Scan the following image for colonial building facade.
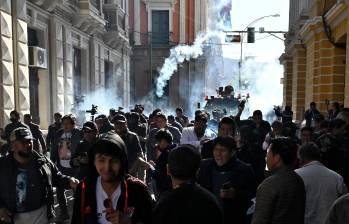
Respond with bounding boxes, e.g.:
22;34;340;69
129;0;209;111
281;0;349;121
0;0;131;128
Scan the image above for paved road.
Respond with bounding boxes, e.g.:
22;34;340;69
54;188;74;224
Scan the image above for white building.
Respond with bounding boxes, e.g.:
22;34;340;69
0;0;131;129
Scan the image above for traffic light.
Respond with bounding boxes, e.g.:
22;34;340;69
247;27;255;43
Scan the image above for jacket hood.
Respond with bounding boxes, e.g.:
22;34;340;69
87;131;129;180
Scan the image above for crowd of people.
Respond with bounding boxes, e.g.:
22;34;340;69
0;101;348;224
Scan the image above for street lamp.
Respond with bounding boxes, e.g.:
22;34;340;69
238;14;280;92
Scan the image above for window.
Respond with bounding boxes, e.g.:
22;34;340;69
151;10;169;45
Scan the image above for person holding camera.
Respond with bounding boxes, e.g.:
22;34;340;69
197;136;256;224
274;105;293;123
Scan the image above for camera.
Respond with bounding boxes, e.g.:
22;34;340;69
86;104;98;116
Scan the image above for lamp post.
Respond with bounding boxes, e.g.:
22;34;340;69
238;14;280;92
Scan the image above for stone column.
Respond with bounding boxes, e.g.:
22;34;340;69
133;0;141;45
305;29;346;112
180;0;186;43
317;42;345;111
291;44;306;121
12;0;30;117
63;26;74;114
279;53;293;108
50;18;65;114
344;14;349;107
90;37;99;91
0;1;15;127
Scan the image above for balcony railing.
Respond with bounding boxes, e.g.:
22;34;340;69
130;31;174;46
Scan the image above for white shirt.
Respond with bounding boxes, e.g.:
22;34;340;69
180;127;216;150
295;161;347;224
96;176;122;224
59;132;72;168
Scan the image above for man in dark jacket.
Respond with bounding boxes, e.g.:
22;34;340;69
146;113;181;161
127;112;147;152
23;114;47;154
198;136;256;224
274;105;293;123
139;129;176;199
175;107;189;127
51;114;83;221
250;110;271;147
252;137;305;224
168;115;183;132
71;121;99;180
0;127;78;223
153;145;223;224
304;102;321;127
46;112;62;155
95;114;115;134
1;110;29;154
71;132;153;224
113;114;144;178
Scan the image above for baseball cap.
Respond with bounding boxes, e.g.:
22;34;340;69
10;127;34;142
112;114;127;123
82;121;97;132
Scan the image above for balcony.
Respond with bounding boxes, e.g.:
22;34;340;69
72;0;106;35
29;0;61;11
102;2;129;49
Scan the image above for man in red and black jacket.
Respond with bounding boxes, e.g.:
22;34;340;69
71;132;153;224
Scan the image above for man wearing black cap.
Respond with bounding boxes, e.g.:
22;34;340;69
0;127;79;224
71;132;152;224
112;115;145;179
95;114;114;134
1;110;29;154
71;121;99;180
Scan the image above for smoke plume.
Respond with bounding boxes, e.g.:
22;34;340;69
155;32;218;97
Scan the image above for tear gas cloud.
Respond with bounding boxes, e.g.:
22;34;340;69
72;0;283;123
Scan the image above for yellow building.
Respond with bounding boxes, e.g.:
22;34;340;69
281;0;349;121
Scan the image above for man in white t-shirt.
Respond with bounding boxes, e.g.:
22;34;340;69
180;114;216;151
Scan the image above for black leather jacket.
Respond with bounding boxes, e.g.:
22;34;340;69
0;151;72;219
